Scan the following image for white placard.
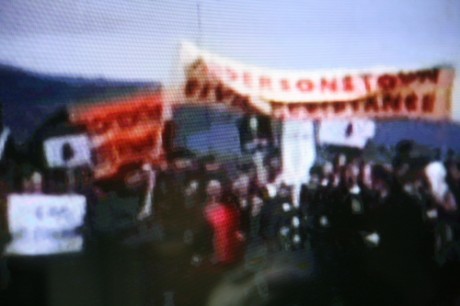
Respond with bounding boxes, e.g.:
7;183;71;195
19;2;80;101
43;134;92;168
5;194;86;256
319;119;376;149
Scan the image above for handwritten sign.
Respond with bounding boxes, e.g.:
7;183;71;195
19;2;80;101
5;194;86;256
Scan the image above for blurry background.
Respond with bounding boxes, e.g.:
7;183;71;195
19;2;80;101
1;1;460;306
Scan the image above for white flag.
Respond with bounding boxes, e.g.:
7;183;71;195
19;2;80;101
43;134;92;168
319;119;375;149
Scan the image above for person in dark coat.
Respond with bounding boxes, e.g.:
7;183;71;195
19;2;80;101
424;161;460;306
237;115;273;154
259;184;293;253
365;165;437;306
153;148;199;213
332;161;375;306
230;171;253;242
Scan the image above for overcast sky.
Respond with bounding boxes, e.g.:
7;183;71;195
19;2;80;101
1;0;459;119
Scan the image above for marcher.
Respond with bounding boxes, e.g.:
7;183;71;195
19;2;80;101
365;165;437;306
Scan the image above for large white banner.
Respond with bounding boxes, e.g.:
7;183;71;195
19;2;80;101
280;120;316;186
318;119;376;149
176;42;454;121
5;194;86;256
43;134;92;168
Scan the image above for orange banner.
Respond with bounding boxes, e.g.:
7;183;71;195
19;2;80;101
69;90;164;179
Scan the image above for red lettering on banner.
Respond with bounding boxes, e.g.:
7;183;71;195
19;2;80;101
364;97;379;112
404;93;418;111
418;69;439;84
185;79;200;97
288;104;297;113
260;76;272;90
243;72;253;88
398;72;418;86
306;104;318;113
361;74;373;92
377;74;398;91
320;103;329;112
320;78;338;92
280;79;290;91
332;102;346;113
232;93;250;112
227;68;238;81
226;89;236;102
214;83;224;101
231;95;242;109
200;82;211;99
382;94;402;112
422;93;435;112
215;82;233;102
239;96;251;112
349;100;360;112
343;76;354;92
297;79;314;92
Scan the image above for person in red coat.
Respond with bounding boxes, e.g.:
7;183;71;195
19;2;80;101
203;179;244;266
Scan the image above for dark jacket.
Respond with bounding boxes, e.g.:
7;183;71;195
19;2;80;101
237;115;273;153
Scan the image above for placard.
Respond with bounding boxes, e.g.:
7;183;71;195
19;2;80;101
5;194;86;256
318;119;376;148
43;134;92;168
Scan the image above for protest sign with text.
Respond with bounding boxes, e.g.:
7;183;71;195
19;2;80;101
5;194;86;256
177;42;454;121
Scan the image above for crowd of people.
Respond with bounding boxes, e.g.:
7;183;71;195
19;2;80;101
103;143;459;306
1;125;460;305
135;144;460;306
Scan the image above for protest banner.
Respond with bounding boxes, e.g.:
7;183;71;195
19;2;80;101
177;42;454;121
69;90;164;179
5;194;86;256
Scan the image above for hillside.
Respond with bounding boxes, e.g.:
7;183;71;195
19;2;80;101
0;64;160;144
